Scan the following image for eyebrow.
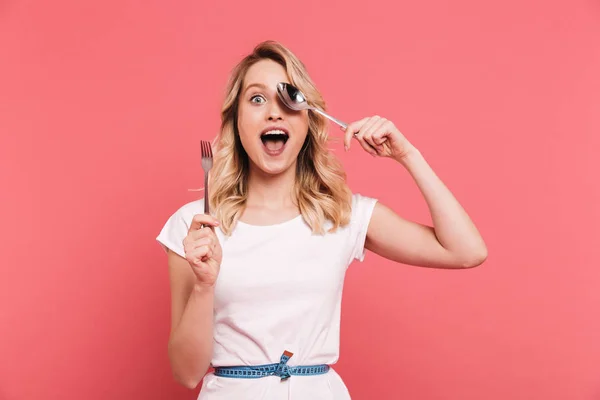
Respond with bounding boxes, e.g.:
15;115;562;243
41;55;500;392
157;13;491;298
243;82;268;93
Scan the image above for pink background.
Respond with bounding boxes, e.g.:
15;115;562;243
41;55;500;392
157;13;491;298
1;0;599;399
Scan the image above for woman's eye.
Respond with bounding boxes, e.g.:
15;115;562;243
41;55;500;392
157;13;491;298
250;95;266;104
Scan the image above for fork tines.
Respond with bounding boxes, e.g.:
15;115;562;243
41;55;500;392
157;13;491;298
201;140;213;160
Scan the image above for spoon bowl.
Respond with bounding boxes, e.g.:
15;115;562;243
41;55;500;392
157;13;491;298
276;82;348;129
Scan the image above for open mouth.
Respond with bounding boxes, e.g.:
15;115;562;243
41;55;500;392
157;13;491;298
260;129;289;154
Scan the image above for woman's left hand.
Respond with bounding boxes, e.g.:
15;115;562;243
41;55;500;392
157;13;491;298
343;116;417;162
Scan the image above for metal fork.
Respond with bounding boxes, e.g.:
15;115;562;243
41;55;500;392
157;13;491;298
200;140;213;216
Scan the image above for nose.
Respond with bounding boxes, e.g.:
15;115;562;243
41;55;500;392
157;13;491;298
267;98;284;121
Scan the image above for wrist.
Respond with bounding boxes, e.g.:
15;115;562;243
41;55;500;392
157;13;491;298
193;282;216;295
395;146;422;167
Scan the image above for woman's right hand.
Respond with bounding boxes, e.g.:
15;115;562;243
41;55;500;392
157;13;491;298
183;214;222;288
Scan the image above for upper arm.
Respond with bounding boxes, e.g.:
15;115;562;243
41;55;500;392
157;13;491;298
365;201;460;269
155;203;198;338
167;249;196;339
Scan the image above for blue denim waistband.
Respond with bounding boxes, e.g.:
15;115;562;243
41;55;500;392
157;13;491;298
213;351;330;381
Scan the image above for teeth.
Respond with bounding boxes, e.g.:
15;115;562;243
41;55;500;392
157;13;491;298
263;129;287;136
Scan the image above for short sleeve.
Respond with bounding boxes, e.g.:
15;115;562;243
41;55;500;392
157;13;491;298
350;193;378;262
156;200;203;259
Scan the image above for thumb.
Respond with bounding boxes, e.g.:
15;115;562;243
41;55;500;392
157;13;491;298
189;214;220;233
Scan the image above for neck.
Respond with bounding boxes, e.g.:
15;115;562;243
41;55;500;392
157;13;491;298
246;163;297;209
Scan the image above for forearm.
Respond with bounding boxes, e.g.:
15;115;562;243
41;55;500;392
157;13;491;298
398;148;487;264
168;284;215;388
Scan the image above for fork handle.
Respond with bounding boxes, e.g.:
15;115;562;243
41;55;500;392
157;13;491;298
204;171;210;215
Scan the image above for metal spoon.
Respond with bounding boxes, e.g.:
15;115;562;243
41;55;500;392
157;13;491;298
276;82;348;130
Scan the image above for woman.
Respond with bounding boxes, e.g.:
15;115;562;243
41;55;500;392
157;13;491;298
156;40;487;399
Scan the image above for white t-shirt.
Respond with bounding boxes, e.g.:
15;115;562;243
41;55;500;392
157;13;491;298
156;193;377;400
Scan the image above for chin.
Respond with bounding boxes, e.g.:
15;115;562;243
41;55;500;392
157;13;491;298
254;157;296;176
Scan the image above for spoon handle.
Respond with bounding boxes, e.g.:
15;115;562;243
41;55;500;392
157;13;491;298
312;108;347;130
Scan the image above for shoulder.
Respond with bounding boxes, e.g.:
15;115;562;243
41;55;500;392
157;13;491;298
350;193;378;222
156;198;206;258
344;193;378;262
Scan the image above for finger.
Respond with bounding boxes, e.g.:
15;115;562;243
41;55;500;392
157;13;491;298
372;120;393;148
183;227;214;252
188;245;212;264
189;214;220;233
364;118;389;152
188;226;217;241
193;254;212;269
357;116;382;148
201;248;213;262
354;117;380;156
354;134;378;156
192;236;214;250
343;117;369;150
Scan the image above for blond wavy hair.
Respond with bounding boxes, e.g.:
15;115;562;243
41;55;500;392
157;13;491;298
209;40;352;235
